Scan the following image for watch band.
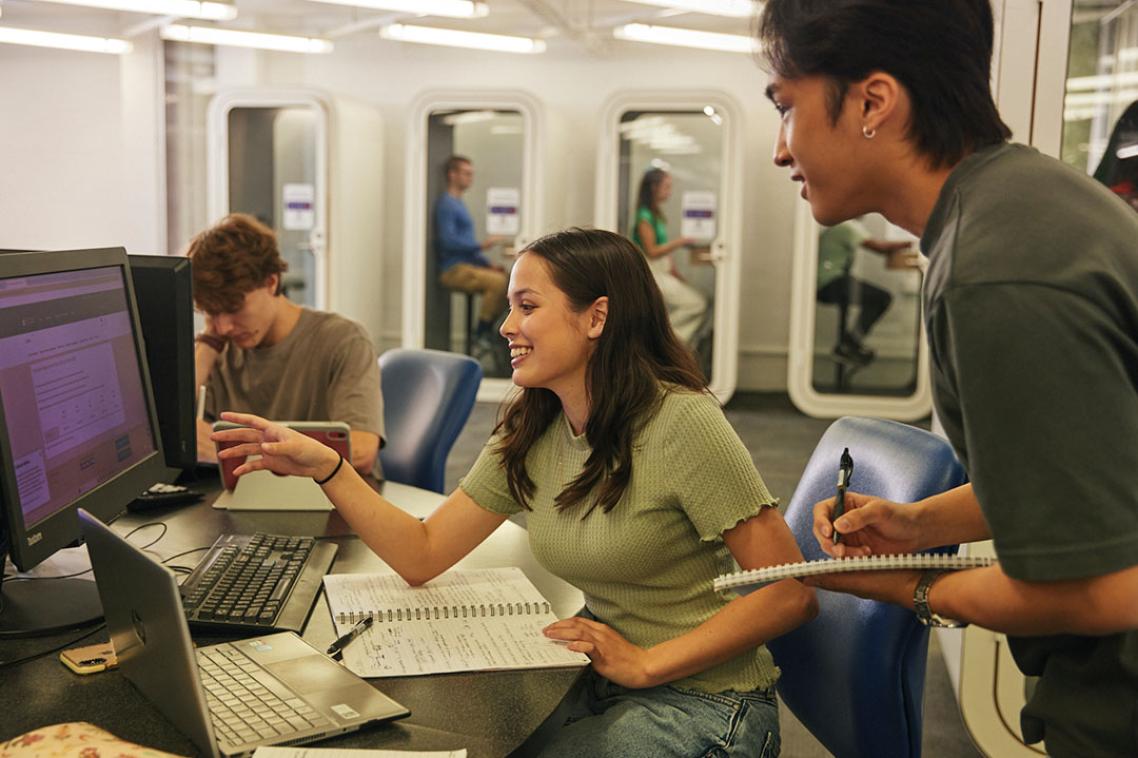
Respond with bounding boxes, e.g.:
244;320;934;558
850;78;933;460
913;569;968;628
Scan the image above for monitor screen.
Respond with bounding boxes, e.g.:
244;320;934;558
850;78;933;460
0;249;166;573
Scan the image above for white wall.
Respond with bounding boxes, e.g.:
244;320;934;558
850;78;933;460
0;33;165;254
253;38;799;391
0;35;798;391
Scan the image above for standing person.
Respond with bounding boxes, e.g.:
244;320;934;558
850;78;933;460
434;155;509;364
758;1;1138;755
215;228;817;757
817;218;912;365
189;213;382;476
630;167;708;347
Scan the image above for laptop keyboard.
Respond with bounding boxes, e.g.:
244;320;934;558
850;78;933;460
181;533;337;634
198;644;332;746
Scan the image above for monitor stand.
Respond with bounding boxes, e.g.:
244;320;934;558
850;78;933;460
0;572;103;638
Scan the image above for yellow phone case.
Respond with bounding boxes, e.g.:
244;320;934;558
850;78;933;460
59;642;117;675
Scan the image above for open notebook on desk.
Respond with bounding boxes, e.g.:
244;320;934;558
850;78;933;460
323;567;590;678
715;554;997;593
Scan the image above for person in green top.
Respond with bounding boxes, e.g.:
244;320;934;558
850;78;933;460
213;227;817;757
816;218;913;365
630;167;708;346
759;1;1138;755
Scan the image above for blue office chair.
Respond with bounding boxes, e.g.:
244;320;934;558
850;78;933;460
767;416;967;758
378;348;482;494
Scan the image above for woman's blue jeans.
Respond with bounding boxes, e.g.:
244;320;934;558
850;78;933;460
516;667;781;758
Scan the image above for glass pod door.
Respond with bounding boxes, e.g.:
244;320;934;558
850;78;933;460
595;93;744;402
208;92;328;309
403;92;542;401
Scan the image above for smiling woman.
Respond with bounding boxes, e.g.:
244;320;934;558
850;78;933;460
211;226;818;758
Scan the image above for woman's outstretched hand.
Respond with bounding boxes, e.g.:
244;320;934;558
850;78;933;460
211;411;341;481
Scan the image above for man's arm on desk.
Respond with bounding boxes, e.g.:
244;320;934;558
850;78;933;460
350;430;380;474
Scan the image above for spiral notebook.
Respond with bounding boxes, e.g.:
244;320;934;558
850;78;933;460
714;554;997;593
322;567;590;678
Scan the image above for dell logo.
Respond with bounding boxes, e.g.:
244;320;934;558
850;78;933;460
131;609;148;645
27;532;42;546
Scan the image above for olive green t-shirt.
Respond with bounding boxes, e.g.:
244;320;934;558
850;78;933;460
817;219;868;289
922;142;1138;756
460;389;781;694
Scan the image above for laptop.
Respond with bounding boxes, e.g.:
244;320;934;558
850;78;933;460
78;509;409;757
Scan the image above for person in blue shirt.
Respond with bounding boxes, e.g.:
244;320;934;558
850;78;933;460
434;155;508;362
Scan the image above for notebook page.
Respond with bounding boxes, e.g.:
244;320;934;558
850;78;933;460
338;611;590;677
324;567;590;677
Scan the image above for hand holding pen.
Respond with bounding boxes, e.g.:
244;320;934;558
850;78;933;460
327;615;373;660
832;448;854;545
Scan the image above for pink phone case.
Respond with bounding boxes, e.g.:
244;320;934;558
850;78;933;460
215;422;351;490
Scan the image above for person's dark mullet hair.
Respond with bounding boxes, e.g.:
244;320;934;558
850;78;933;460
758;0;1011;169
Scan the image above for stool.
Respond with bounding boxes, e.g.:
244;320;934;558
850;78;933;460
833;299;852;392
458;291;477;356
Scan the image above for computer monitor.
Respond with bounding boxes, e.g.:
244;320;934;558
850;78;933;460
0;247;168;636
130;254;197;471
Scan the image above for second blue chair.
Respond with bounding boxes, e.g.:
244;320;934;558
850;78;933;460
378;348;482;494
767;416;967;758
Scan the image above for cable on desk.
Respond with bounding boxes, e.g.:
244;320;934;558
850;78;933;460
0;623;106;671
162;546;212;578
1;522;171;584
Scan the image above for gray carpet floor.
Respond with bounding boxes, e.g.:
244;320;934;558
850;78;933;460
444;392;982;758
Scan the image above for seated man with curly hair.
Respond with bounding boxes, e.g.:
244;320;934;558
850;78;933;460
188;213;382;475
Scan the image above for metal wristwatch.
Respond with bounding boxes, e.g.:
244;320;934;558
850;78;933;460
913;569;968;628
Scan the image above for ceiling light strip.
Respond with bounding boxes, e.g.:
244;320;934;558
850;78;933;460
613;23;757;54
306;0;487;19
31;0;237;21
0;25;132;54
621;0;758;20
160;24;333;53
380;23;545;54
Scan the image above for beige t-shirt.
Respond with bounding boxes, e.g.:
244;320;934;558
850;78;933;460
205;308;383;443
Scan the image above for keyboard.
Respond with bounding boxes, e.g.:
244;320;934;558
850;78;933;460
181;533;337;634
198;644;332;747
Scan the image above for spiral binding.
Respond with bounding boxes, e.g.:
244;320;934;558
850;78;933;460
713;553;997;593
337;600;553;625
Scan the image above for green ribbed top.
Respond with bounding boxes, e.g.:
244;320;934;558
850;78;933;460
460;388;781;693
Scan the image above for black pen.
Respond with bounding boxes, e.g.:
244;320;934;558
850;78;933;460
833;448;854;545
326;615;373;659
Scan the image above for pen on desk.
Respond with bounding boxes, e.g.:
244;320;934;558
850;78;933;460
832;447;854;545
195;385;207;423
326;615;373;659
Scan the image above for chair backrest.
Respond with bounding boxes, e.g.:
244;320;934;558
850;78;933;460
378;348;482;493
767;416;967;758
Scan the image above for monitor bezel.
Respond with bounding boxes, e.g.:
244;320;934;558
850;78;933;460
0;247;168;571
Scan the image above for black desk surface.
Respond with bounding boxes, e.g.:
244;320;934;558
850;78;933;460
1;475;585;757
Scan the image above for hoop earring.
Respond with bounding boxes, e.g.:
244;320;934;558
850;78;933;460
862;125;877;140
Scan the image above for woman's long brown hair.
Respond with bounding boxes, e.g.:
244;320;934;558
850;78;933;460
493;227;705;515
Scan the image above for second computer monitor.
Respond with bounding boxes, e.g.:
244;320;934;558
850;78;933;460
129;254;197;470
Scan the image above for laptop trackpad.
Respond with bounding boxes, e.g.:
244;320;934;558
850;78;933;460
268;655;369;692
266;656;405;720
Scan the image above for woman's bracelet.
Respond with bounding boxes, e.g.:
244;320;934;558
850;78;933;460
314;453;344;485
